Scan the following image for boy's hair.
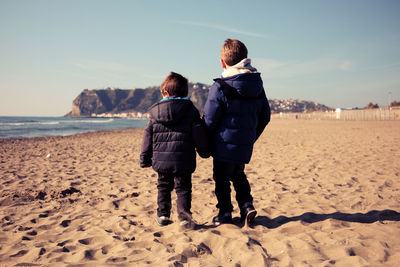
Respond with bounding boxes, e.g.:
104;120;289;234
221;39;248;66
160;72;188;97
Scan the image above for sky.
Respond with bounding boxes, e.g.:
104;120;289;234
1;0;399;116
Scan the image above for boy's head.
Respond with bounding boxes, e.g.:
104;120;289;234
220;39;248;67
160;72;188;98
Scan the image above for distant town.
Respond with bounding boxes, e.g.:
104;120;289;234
90;98;332;118
92;111;149;118
89;99;400;119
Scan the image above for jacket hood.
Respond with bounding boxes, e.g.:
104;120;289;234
221;58;257;78
149;99;193;125
221;72;264;98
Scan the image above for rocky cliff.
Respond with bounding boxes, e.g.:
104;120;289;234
65;83;210;117
66;83;333;117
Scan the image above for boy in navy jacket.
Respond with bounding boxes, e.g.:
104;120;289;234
140;72;209;228
203;39;270;225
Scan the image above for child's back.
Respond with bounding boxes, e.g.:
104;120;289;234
204;72;268;164
141;96;206;174
203;39;270;226
140;72;209;228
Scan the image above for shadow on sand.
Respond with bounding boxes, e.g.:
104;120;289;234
254;209;400;229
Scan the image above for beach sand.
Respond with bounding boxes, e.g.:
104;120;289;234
0;119;399;266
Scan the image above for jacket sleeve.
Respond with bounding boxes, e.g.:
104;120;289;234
192;110;210;159
255;92;271;140
203;82;224;132
140;120;153;167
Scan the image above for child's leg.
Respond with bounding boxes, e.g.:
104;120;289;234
157;173;174;217
231;164;256;224
231;164;253;209
213;159;235;214
174;173;192;220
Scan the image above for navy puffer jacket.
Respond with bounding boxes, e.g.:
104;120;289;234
203;72;270;164
140;98;209;174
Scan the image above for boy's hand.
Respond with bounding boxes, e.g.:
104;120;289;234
140;161;152;168
140;165;151;168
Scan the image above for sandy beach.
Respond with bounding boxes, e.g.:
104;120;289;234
0;119;399;266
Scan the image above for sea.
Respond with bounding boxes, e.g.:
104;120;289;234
0;116;148;139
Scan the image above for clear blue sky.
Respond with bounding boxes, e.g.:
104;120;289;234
1;0;399;116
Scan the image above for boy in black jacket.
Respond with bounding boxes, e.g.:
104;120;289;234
140;72;209;228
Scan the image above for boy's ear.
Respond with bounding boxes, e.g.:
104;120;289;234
161;90;170;98
221;58;227;69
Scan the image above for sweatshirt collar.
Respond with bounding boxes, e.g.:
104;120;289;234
221;58;258;78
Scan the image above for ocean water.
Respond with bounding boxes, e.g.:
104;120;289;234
0;116;148;139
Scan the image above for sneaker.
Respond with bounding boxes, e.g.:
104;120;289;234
155;216;170;226
240;203;257;225
179;219;195;230
178;211;196;230
212;212;233;225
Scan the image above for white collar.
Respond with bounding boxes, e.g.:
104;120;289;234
221;58;258;78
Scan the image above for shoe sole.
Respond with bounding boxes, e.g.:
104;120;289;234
246;209;257;225
155;217;169;226
180;220;196;230
154;217;163;226
212;218;233;226
212;218;222;226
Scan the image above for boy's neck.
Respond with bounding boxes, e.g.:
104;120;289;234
221;58;230;69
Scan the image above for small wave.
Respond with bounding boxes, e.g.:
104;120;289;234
83;118;114;124
65;119;114;124
0;121;60;126
38;121;60;125
0;116;146;139
0;122;26;126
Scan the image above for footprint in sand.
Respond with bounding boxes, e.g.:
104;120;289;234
78;238;92;245
10;250;28;257
60;220;71;227
153;232;162;237
18;226;32;231
193;243;212;256
112;200;120;209
168;254;187;264
106;257;127;263
211;230;221;235
27;230;37;236
101;245;110;255
57;240;71;247
39;247;46;256
84;249;96;260
347;248;356;256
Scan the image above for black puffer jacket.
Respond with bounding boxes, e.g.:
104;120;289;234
140;98;209;174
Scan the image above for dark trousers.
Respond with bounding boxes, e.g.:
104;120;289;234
157;172;192;220
213;159;253;214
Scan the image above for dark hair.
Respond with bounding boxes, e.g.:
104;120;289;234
221;38;248;66
160;72;188;97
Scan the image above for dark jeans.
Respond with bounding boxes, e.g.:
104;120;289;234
157;172;192;220
213;159;253;214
